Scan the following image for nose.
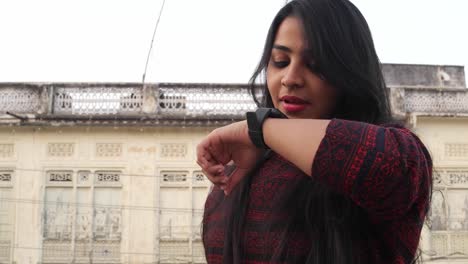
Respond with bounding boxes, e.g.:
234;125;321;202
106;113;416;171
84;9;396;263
281;63;305;89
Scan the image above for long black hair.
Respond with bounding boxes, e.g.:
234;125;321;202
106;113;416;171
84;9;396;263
250;0;392;124
203;0;428;263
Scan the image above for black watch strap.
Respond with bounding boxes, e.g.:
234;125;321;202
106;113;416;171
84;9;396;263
246;108;287;149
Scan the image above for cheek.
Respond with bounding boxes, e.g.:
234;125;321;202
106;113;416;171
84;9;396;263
266;87;278;108
266;68;280;96
266;82;279;108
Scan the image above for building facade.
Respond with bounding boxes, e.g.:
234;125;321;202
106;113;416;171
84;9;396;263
0;63;467;263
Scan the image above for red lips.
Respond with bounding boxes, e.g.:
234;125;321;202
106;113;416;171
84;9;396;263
280;95;308;104
279;95;309;113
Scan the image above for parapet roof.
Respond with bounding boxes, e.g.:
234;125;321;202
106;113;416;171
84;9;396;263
0;63;466;127
382;63;466;89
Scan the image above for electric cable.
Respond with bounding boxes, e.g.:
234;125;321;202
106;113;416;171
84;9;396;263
142;0;166;84
10;167;210;181
0;198;205;213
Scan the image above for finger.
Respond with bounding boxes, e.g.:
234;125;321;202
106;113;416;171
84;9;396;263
196;158;224;176
204;164;225;178
202;168;228;185
197;142;224;169
196;144;211;167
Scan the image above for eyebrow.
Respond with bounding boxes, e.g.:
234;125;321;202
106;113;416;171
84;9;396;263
272;44;291;52
272;44;313;56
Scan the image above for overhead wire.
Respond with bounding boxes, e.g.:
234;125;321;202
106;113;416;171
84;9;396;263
142;0;167;84
1;1;209;259
0;166;213;213
10;167;210;181
13;245;202;257
0;198;205;213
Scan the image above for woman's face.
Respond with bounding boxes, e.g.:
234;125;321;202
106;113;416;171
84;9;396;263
266;16;338;119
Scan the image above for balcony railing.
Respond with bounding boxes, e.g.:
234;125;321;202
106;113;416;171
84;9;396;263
0;83;258;120
402;88;468;114
0;81;467;126
53;87;144;115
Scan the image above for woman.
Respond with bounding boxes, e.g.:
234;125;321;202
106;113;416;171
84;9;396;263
197;0;432;263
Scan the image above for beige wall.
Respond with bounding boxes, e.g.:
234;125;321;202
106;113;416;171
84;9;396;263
414;117;468;263
0;125;213;263
1;117;468;263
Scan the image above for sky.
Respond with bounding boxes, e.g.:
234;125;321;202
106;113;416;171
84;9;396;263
0;0;467;84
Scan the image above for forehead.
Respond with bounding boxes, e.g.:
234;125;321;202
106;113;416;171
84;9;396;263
273;16;308;51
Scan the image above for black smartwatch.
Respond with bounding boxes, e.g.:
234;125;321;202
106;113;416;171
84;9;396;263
246;108;287;149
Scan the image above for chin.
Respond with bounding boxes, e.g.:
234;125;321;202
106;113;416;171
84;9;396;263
291;113;322;119
284;112;307;119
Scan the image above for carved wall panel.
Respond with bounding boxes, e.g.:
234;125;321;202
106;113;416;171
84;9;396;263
159;240;189;260
448;171;468;186
96;143;122;158
193;240;204;255
92;240;121;262
95;171;121;186
47;143;74;157
0;174;11;182
46;171;73;186
77;170;91;186
434;169;468;188
433;170;443;186
192;240;206;262
431;233;448;257
0;144;14;159
160;143;187;158
452;233;468;255
42;241;73;263
74;242;92;261
193;171;206;184
445;143;468;158
161;171;188;184
0;171;12;186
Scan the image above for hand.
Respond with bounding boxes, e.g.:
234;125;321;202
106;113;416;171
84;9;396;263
196;121;262;195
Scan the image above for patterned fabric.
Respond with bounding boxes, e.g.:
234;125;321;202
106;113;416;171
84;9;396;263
203;119;432;263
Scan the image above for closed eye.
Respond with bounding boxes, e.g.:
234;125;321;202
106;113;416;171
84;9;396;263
272;60;289;68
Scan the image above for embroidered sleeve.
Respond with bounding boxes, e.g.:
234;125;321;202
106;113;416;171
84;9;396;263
311;119;432;222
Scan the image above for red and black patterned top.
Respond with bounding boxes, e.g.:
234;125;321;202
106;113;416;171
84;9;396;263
203;119;432;263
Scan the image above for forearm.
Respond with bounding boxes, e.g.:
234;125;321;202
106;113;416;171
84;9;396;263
262;118;331;176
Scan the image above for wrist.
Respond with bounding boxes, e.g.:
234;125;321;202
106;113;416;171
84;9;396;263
262;118;274;149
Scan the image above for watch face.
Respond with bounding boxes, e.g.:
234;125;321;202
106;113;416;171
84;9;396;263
246;110;267;148
246;108;287;149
